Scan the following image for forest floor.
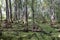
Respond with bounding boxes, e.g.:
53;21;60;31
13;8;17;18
0;21;60;40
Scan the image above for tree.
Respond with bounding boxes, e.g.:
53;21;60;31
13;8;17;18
14;0;18;21
31;0;35;27
0;7;2;22
50;0;56;25
17;0;21;20
9;0;12;22
22;0;28;31
5;0;9;21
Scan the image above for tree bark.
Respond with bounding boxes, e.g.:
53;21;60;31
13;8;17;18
50;0;56;25
23;0;28;31
32;0;35;25
14;0;18;21
9;0;12;22
5;0;9;21
0;7;2;22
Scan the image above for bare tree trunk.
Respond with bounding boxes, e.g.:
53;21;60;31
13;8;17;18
14;0;18;21
9;0;12;22
32;0;38;31
17;0;21;20
5;0;9;21
0;7;2;27
0;7;2;22
23;0;28;31
32;0;35;26
23;0;28;25
4;0;12;28
0;7;2;38
25;0;28;26
50;0;56;25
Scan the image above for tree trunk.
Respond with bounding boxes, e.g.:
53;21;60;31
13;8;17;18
17;0;21;20
0;7;2;27
0;7;2;22
5;0;12;28
32;0;38;31
14;0;18;21
32;0;34;26
50;0;56;25
5;0;9;21
23;0;28;25
23;0;28;31
9;0;12;22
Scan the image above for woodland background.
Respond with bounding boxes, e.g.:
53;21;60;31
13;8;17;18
0;0;60;40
